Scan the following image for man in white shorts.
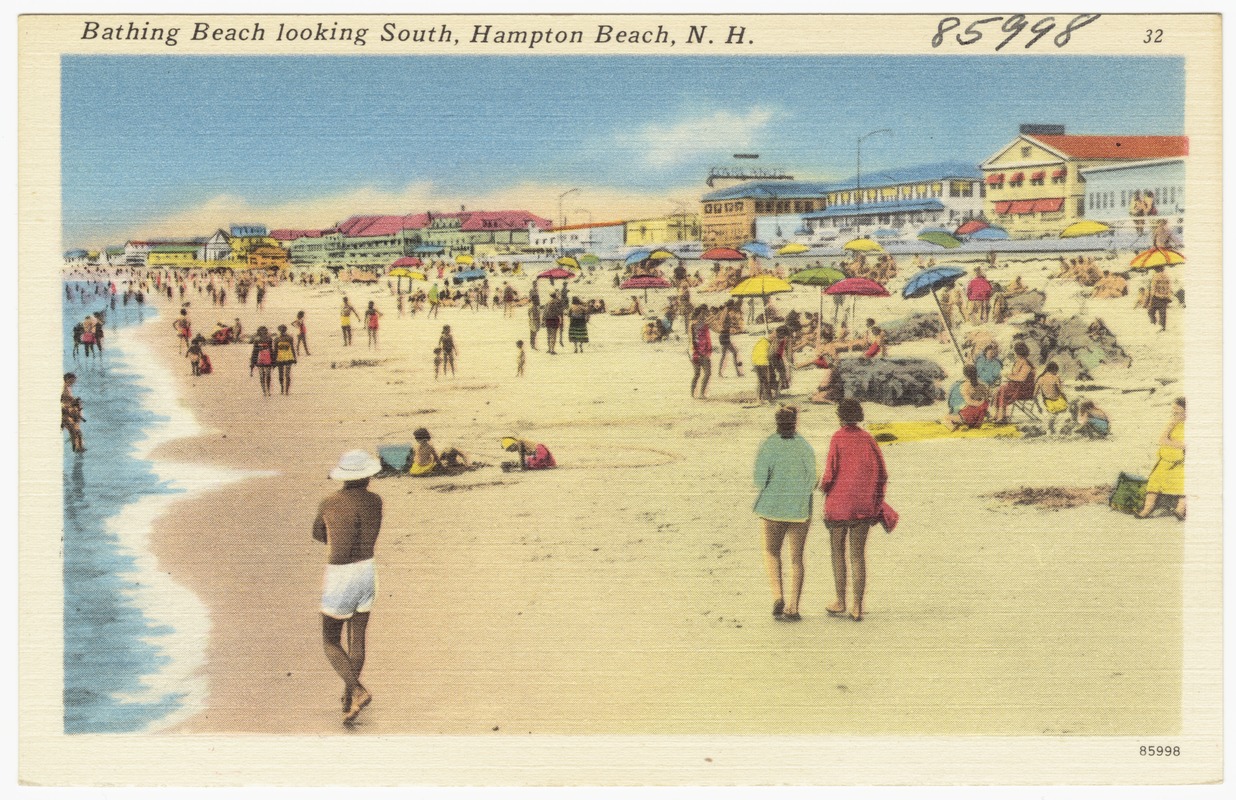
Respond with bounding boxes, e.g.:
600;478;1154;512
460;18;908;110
313;450;383;724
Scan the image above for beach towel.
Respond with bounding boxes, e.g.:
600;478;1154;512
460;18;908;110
867;421;1020;445
378;444;414;473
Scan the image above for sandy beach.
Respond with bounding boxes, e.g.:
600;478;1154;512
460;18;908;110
130;257;1183;737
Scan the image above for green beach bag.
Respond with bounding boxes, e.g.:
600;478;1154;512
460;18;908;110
1109;472;1148;515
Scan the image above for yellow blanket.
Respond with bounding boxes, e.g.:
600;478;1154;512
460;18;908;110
867;421;1021;445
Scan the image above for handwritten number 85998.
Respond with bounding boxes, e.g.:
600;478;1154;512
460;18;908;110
932;14;1101;50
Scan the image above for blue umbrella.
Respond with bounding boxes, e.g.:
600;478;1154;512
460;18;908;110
624;249;652;266
739;241;773;259
452;268;487;284
870;228;902;240
902;266;967;360
968;226;1009;241
902;267;966;299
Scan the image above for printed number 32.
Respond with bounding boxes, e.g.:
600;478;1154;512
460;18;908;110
1145;29;1164;43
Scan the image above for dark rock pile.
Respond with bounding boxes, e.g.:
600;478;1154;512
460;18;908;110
833;357;947;407
1005;289;1046;316
882;312;945;344
1011;316;1131;380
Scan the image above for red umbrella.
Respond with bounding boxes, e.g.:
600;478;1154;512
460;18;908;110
391;256;423;268
824;277;890;297
954;220;989;237
826;277;889;328
701;247;746;261
620;274;673;303
538;268;574;280
620;275;672;289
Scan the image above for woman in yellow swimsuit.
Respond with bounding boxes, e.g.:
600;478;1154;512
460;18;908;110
1137;397;1186;520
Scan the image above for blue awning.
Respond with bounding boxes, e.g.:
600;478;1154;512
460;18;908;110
412;245;445;254
803;199;945;220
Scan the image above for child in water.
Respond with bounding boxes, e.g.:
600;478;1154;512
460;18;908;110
433;347;442;380
516;340;526;377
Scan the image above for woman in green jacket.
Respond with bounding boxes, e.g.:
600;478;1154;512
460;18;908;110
753;405;818;621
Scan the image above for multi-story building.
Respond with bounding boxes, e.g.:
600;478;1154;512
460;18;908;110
700;181;831;249
1079;158;1186;228
199;229;233;262
105;246;126;268
124;239;205;268
624;213;701;248
146;243;200;269
528;220;626;257
801;163;984;238
981;125;1189;238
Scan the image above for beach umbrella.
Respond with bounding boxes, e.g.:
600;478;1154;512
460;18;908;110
826;277;890;332
556;256;581;269
968;226;1009;241
1129;247;1185;269
902;266;967;360
731;275;792;334
954;219;989;236
918;230;963;249
778;243;810;255
579;253;600;266
647;249;676;261
624;249;652;266
844;238;884;253
790;267;849;343
620;274;672;303
455;254;474;266
452;268;486;284
391;256;422;268
870;228;902;240
701;247;747;261
538;267;574;280
388;266;425;293
739;241;774;260
1060;220;1111;238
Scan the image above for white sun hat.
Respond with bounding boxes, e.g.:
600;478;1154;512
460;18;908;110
329;450;382;481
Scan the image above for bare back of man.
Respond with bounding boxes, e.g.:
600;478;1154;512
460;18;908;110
313;472;383;724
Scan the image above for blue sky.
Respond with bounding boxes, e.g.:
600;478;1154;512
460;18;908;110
61;55;1184;247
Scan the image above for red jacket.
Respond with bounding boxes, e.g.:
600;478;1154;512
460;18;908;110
820;425;888;522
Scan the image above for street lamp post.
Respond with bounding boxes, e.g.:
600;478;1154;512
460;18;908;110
855;128;892;237
557;188;580;257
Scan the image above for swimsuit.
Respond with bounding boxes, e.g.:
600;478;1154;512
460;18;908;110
320;559;376;620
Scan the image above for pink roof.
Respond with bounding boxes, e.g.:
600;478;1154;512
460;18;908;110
269;229;323;240
459;210;552;232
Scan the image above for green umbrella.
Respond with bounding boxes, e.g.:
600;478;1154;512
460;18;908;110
918;231;963;249
790;267;848;343
579;253;600;265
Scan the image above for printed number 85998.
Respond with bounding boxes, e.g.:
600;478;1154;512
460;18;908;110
1140;746;1181;756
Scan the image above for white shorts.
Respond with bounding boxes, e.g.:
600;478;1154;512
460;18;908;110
321;559;376;620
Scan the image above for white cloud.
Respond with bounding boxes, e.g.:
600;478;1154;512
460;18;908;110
614;107;778;167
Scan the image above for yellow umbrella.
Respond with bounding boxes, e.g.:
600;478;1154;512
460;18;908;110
1060;220;1111;238
647;249;676;261
730;275;793;334
455;254;474;265
556;256;580;269
778;243;809;255
1130;247;1186;269
844;238;884;253
389;268;426;280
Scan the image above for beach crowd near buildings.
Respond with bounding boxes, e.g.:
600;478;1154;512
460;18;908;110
59;121;1192;728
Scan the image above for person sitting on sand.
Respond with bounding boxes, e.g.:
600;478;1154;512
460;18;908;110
1136;397;1186;520
809;357;842;405
862;326;886;359
945;365;990;430
991;341;1035;424
406;427;472;476
1006;275;1027;296
1075;399;1110;439
502;436;556;471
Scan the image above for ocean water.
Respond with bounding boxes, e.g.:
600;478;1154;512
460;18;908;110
62;281;212;733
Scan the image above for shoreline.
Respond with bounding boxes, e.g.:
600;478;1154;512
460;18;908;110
128;263;1184;736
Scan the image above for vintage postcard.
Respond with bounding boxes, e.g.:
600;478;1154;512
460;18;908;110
17;9;1224;787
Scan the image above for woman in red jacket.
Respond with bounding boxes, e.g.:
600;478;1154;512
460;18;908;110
820;398;888;621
